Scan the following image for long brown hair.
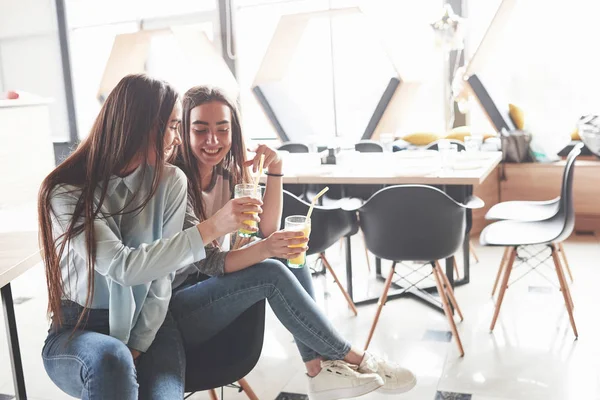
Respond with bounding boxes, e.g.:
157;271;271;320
38;74;179;329
176;86;251;221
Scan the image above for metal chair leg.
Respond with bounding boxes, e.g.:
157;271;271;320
551;245;578;338
492;247;510;297
238;378;259;400
432;262;464;357
321;254;358;316
364;262;396;350
490;247;517;331
361;229;372;273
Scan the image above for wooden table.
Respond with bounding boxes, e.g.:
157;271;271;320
1;205;40;400
270;151;502;308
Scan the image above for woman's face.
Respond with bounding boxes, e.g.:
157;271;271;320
147;103;182;164
163;102;182;160
189;101;233;169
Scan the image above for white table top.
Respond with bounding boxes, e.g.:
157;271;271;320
0;203;40;288
264;151;502;186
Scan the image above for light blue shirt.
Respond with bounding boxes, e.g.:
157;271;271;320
50;164;206;351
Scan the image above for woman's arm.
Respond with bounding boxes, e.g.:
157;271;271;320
246;144;283;237
223;231;307;273
128;173;188;353
49;171;256;287
51;185;205;287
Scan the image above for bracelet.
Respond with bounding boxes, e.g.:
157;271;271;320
266;172;284;177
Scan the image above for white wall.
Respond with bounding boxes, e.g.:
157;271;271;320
0;0;70;142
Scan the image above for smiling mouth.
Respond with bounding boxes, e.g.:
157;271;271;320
203;148;221;155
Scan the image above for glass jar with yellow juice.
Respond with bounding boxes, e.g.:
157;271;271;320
234;183;264;237
284;215;311;268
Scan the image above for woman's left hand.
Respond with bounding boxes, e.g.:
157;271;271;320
245;144;282;174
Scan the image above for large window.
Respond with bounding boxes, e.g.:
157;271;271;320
465;0;600;141
235;0;445;142
65;0;219;138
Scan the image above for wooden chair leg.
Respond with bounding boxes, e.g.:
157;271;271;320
208;389;219;400
435;261;464;321
553;246;575;310
492;247;510;297
470;240;480;263
432;262;464;357
238;378;259;400
453;257;460;280
551;245;578;338
490;247;517;331
364;262;396;350
321;254;358;316
558;242;574;283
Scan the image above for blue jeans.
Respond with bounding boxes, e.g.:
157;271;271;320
42;302;185;400
171;259;351;362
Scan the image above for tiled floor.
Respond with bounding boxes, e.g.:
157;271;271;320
1;234;600;400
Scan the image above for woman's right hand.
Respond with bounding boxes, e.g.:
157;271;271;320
210;197;263;235
261;230;308;259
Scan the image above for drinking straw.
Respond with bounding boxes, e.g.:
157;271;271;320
253;154;265;197
306;186;329;220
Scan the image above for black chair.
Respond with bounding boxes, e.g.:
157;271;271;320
356;185;484;357
425;139;477;268
426;139;466;152
281;190;359;315
355;140;383;153
278;142;309;153
485;144;584;294
185;300;265;399
480;144;583;338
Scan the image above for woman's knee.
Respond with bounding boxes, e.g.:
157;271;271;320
42;333;137;397
89;341;136;382
251;258;291;280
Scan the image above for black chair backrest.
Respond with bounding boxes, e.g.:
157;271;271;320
355;140;384;153
553;143;583;243
359;185;466;261
426;139;466;152
278;142;309;153
281;190;358;255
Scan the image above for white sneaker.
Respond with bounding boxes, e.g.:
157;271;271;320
357;352;417;394
307;360;384;400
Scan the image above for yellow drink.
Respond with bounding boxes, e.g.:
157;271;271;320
234;184;264;238
285;216;311;268
240;215;258;236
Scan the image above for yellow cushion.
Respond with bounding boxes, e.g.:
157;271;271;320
401;132;440;146
509;103;525;130
571;127;580;141
445;126;496;142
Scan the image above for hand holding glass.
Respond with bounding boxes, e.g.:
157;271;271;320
284;216;311;268
234;184;264;237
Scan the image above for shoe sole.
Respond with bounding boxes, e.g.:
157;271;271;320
309;379;383;400
376;377;417;394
